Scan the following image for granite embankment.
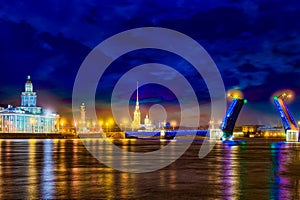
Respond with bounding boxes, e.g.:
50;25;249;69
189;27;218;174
0;132;126;139
0;133;78;139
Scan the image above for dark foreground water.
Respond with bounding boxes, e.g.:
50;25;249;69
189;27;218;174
1;138;300;199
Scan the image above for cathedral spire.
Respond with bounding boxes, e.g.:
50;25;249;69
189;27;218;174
132;81;141;130
136;81;139;109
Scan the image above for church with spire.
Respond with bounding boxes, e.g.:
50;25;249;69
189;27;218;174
131;82;155;131
131;82;141;130
0;75;59;133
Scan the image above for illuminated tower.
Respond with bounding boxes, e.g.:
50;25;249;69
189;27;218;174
21;75;37;107
132;82;141;130
80;103;87;133
80;103;86;123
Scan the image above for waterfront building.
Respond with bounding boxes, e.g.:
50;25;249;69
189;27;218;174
241;125;260;137
0;75;58;133
256;126;284;138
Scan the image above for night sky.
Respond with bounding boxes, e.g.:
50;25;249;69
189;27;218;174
1;0;300;126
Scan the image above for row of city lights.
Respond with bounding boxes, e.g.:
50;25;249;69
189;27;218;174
57;117;178;132
56;89;296;133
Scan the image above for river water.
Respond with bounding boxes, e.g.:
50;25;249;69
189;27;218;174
0;138;300;199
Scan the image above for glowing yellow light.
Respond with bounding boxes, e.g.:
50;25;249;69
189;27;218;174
122;118;128;124
272;89;295;103
60;118;65;126
171;120;177;130
227;89;244;100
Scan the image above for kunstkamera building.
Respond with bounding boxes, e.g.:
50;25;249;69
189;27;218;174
0;76;58;133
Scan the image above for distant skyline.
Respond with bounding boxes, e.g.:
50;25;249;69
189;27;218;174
1;0;300;126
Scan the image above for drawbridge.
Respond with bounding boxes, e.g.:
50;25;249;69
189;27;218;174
273;94;298;141
273;94;298;131
220;98;247;140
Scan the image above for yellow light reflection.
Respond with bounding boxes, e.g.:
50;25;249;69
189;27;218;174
27;140;38;198
0;140;2;198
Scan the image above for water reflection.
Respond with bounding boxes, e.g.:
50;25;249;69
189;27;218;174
222;144;240;199
42;139;54;199
269;142;291;199
0;140;3;198
27;140;37;198
1;139;300;199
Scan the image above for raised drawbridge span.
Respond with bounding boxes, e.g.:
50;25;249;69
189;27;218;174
273;94;298;132
220;98;247;140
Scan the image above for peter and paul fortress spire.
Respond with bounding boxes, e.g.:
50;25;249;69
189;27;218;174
132;81;141;130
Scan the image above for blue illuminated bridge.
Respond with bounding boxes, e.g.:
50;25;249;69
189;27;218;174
125;98;247;140
125;130;208;139
220;98;247;140
273;95;298;132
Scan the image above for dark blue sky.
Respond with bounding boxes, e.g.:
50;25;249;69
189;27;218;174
0;0;300;125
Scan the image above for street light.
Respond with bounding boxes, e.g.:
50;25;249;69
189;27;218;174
227;89;244;100
99;120;103;132
108;118;113;132
60;118;65;133
171;121;176;130
122;118;128;132
73;120;77;134
6;120;10;133
277;91;295;101
106;122;109;133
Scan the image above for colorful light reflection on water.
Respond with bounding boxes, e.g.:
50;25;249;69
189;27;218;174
0;139;300;199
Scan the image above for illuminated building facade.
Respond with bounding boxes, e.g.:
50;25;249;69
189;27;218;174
256;126;285;138
241;125;260;137
0;76;58;133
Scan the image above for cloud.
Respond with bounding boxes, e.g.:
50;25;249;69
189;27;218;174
1;0;300;123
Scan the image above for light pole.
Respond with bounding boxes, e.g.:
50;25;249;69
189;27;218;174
74;121;77;135
60;120;64;133
109;118;113;132
99;120;103;132
92;121;96;133
106;122;109;133
123;119;128;132
171;121;176;130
